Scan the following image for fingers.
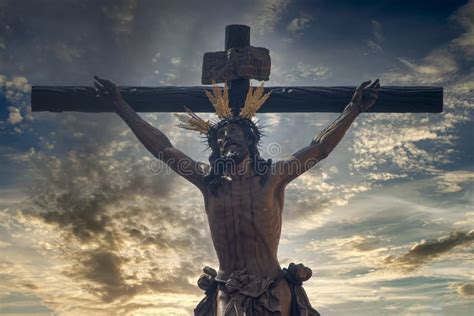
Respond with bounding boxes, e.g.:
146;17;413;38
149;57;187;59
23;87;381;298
94;76;116;89
358;79;381;92
370;82;379;97
94;78;113;99
94;76;119;100
94;81;105;97
357;80;372;91
94;75;108;86
365;79;380;104
94;81;104;90
368;78;379;89
94;76;105;93
94;81;109;94
94;76;106;89
370;90;378;97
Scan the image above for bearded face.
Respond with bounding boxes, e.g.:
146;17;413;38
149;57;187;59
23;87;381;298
215;123;251;165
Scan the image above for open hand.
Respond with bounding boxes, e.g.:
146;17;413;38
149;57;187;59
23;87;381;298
94;76;123;104
351;79;380;113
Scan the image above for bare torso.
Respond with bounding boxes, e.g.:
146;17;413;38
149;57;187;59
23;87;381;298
202;170;292;315
94;76;380;316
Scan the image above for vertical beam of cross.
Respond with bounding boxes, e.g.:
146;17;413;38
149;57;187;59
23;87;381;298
225;25;251;117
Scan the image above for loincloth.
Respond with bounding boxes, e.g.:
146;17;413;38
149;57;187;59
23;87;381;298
194;263;320;316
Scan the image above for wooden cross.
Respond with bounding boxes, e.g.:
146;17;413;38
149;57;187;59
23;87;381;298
31;24;442;114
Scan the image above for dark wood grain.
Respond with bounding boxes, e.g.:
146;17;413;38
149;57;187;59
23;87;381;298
31;86;443;113
225;24;251;116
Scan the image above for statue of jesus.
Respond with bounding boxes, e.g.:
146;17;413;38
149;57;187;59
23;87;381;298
94;76;380;316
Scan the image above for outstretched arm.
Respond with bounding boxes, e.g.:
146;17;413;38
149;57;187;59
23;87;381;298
94;76;208;191
273;79;380;186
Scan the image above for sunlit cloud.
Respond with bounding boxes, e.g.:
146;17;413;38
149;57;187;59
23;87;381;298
435;170;474;193
455;283;474;297
383;231;474;271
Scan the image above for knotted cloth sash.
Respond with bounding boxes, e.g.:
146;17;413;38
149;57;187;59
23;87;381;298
194;263;320;316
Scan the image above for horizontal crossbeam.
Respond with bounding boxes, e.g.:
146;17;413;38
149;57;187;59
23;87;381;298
31;86;443;113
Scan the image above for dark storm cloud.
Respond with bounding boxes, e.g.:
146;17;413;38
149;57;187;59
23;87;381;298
17;136;213;302
384;230;474;270
67;249;142;302
28;149;171;243
66;247;201;303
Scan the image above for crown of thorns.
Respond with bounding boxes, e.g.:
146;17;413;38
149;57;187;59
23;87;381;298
173;81;271;139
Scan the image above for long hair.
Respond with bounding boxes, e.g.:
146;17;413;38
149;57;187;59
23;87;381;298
204;117;271;195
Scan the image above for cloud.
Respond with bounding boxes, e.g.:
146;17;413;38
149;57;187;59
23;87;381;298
383;49;458;85
7;106;22;124
382;1;474;85
283;171;371;231
366;39;382;53
384;230;474;270
352;116;444;173
50;42;84;63
281;62;329;83
160;72;178;85
152;52;161;64
350;234;384;252
350;88;472;184
456;283;474;297
27;149;171;242
398;50;458;83
0;75;31;117
170;57;182;65
252;0;291;34
304;234;387;261
0;75;30;94
366;20;384;53
101;0;139;40
371;20;384;44
287;15;312;36
451;0;474;59
0;75;31;132
435;170;474;193
67;249;142;302
1;113;214;309
355;2;473;188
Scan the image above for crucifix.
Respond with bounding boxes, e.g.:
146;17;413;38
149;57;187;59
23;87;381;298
32;25;442;316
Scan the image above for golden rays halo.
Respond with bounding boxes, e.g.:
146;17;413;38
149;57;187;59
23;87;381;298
240;81;272;119
204;80;232;119
173;106;210;134
175;80;271;134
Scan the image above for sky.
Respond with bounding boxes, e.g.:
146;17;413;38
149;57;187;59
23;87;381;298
0;0;473;315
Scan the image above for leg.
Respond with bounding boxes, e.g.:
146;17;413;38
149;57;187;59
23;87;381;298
275;278;292;316
216;285;231;315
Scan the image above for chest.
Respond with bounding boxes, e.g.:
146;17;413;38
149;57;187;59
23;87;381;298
204;176;281;219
